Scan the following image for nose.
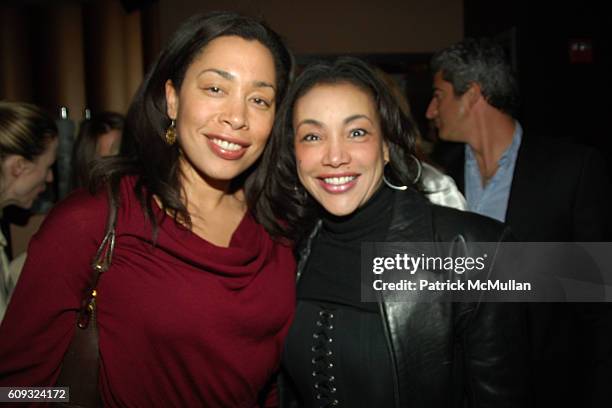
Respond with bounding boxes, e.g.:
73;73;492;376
322;137;350;168
219;95;249;130
425;98;437;120
46;169;54;183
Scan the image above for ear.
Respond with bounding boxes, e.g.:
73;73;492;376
165;79;178;119
383;142;390;164
4;155;29;178
465;82;482;108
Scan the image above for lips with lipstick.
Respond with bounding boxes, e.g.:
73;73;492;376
206;134;250;160
317;174;360;193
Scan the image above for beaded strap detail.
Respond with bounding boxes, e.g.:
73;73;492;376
311;307;338;407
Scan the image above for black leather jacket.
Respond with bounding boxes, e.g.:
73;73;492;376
280;190;531;408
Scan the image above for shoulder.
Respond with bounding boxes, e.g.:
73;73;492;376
521;134;602;164
390;189;510;243
420;162;467;210
520;135;608;185
430;204;510;243
35;176;138;242
37;188;109;241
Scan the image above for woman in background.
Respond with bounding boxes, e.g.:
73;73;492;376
251;57;529;407
0;12;294;406
0;101;57;323
72;111;124;189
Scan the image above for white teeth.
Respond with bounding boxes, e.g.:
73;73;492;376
323;176;356;185
211;138;242;151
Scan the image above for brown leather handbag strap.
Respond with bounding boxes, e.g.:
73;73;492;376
55;185;118;408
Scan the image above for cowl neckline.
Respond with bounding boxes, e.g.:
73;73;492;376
120;176;274;290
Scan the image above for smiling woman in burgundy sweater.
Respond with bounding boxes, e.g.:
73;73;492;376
0;12;295;407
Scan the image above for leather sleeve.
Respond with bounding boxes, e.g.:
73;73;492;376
458;228;531;407
458;300;531;407
430;208;532;407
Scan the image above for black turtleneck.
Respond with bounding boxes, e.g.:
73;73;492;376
285;185;396;407
297;185;394;312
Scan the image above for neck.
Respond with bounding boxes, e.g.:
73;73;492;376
465;108;516;184
0;177;19;211
178;158;244;216
176;157;247;247
0;190;9;210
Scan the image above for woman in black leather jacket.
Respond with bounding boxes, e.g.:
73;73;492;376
250;57;530;408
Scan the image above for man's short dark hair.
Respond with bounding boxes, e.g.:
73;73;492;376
431;38;519;116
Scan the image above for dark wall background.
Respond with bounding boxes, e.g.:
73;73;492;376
465;0;611;166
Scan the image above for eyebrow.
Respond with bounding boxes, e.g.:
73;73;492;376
197;68;276;91
295;118;323;130
295;114;373;130
344;114;373;125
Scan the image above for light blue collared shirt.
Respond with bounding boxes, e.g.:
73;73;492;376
464;122;523;222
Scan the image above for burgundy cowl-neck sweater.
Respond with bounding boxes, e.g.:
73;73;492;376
0;176;296;407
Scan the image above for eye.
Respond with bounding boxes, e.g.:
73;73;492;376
301;133;320;142
204;86;223;96
251;97;271;108
349;128;367;138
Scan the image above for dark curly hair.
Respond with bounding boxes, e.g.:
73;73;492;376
248;57;421;243
91;11;293;234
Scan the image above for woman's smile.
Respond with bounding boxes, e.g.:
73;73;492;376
293;82;389;216
316;173;360;193
206;133;250;160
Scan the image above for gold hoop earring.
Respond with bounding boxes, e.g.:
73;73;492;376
165;119;177;145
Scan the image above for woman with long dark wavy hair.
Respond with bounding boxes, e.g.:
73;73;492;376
249;57;530;407
0;12;295;406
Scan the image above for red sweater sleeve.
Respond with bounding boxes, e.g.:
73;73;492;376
0;189;107;386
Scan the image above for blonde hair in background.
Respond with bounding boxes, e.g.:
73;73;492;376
0;101;57;164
